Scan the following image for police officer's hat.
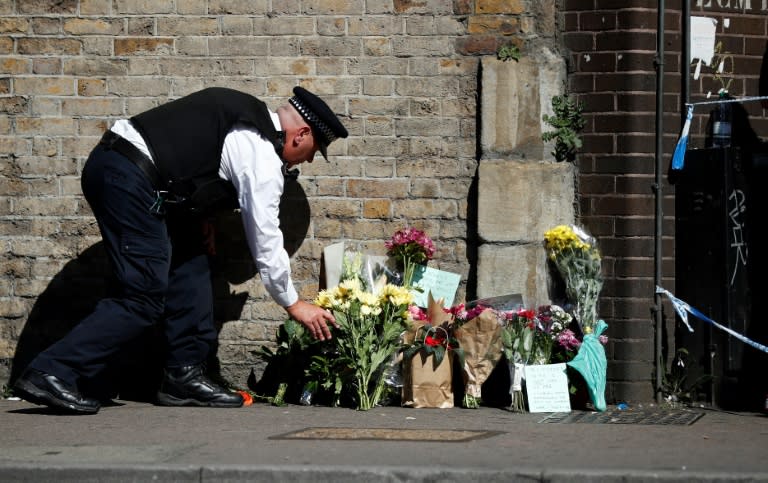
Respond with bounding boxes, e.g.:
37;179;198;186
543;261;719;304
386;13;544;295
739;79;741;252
289;86;348;160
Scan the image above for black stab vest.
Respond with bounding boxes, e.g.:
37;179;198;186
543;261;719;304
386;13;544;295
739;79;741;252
130;87;281;213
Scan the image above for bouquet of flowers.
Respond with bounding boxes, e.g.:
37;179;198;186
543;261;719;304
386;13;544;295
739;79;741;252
385;227;436;288
543;225;603;334
314;279;414;410
552;328;582;363
499;305;571;412
451;303;503;409
400;323;463;369
535;304;574;363
400;294;464;408
499;307;536;412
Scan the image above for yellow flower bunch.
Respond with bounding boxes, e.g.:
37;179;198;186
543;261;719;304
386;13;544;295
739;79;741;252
312;279;414;411
378;283;414;308
544;225;590;258
543;225;603;334
315;280;414;316
315;278;363;311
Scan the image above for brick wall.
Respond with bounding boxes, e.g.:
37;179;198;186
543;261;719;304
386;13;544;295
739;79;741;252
562;1;768;403
0;0;558;393
11;0;762;406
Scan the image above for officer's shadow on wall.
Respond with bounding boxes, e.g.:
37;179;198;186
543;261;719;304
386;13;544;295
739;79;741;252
10;177;311;402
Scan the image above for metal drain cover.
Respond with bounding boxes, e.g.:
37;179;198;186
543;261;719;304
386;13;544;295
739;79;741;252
539;409;704;425
271;427;504;442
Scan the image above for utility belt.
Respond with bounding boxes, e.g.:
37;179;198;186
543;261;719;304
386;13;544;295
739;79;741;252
98;131;238;216
99;130;177;215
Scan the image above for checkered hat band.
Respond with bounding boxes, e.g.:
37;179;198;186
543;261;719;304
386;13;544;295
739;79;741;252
289;97;337;145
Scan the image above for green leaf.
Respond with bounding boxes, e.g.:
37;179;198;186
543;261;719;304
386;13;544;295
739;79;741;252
432;345;446;367
497;43;521;62
402;345;420;361
523;328;533;353
541;95;585;162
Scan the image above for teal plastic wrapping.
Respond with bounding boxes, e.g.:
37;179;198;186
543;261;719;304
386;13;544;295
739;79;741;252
567;319;608;412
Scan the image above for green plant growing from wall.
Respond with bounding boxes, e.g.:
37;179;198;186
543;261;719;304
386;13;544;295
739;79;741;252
542;95;586;162
658;348;712;408
497;43;521;62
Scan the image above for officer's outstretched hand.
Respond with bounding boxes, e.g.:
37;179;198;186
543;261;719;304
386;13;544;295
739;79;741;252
285;300;338;341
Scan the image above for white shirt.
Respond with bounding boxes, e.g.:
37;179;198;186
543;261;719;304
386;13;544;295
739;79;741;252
110;116;299;308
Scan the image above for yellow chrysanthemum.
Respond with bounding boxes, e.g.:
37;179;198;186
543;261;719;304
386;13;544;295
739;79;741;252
355;291;379;307
544;225;590;258
338;278;362;294
328;278;362;306
360;304;382;316
378;284;414;307
314;290;334;309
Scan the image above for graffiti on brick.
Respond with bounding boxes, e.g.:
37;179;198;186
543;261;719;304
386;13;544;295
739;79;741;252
728;188;748;286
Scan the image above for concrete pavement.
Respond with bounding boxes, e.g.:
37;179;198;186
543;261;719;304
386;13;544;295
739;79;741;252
1;397;767;482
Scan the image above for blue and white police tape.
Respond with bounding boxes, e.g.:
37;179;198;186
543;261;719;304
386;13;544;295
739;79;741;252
671;104;693;170
669;95;768;171
656;286;768;354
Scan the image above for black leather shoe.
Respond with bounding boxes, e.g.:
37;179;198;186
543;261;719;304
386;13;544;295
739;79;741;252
156;365;244;408
13;368;100;415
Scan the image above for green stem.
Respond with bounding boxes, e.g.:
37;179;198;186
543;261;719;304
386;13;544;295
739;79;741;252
403;258;415;288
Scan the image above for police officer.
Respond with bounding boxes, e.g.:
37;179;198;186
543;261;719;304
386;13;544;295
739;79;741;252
13;86;347;414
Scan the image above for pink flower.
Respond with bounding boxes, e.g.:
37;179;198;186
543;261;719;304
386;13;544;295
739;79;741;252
385;227;436;264
408;305;428;321
445;303;489;322
447;303;466;319
465;305;488;321
556;329;582;352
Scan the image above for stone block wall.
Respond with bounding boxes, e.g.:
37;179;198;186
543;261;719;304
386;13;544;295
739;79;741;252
0;0;562;392
475;55;575;309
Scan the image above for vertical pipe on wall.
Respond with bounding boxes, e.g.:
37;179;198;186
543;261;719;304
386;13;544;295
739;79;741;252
682;0;691;120
653;0;666;403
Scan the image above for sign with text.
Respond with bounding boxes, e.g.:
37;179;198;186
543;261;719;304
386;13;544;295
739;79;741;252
694;0;767;13
411;266;461;308
523;363;572;413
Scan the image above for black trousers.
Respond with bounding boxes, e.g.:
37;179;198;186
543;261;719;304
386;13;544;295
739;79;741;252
29;144;217;391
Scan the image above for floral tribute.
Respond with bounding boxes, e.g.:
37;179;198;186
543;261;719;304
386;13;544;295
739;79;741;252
253;225;612;412
385;227;436;287
451;303;504;408
499;305;572;412
544;225;603;334
398;293;462;408
544;224;610;412
313;278;414;411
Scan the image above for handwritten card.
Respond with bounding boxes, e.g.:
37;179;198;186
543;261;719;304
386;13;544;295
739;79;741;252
523;363;572;413
411;266;461;308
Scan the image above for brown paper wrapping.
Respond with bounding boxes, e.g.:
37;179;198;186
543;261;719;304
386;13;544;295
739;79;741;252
454;309;504;398
403;291;452;345
401;351;454;408
401;293;457;408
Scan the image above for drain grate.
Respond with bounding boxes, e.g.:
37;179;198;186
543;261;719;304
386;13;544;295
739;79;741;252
271;427;504;442
539;408;704;425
